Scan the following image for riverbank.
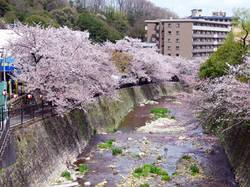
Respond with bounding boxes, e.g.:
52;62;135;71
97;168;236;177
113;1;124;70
0;82;183;187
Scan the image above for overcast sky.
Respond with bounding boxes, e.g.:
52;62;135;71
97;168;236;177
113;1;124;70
149;0;249;18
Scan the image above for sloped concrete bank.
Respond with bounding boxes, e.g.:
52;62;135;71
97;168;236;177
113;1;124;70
0;82;183;187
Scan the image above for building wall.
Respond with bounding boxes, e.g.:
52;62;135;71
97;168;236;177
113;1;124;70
146;19;231;59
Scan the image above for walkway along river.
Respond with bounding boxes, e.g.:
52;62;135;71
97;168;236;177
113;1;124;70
53;96;238;187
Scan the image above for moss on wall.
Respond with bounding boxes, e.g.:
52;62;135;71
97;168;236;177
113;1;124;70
0;82;182;187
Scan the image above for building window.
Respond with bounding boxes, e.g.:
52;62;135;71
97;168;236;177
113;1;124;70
162;45;164;48
176;38;179;43
176;46;179;50
168;23;171;27
168;54;171;56
162;38;164;41
176;31;180;35
176;54;179;57
168;31;171;35
168;38;171;42
176;23;180;27
168;46;171;50
162;23;164;26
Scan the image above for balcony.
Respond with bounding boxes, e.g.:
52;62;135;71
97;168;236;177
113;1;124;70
192;48;217;53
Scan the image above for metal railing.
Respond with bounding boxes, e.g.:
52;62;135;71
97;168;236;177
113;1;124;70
0;117;10;153
0;101;53;128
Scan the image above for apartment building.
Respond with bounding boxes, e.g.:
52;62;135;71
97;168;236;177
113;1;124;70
145;19;231;59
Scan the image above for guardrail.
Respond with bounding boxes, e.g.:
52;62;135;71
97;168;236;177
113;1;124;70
0;117;10;154
0;101;53;128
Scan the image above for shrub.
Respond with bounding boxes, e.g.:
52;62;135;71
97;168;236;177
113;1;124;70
112;148;122;155
79;164;88;173
93;129;97;135
142;173;148;177
170;116;175;119
61;171;71;180
190;165;199;173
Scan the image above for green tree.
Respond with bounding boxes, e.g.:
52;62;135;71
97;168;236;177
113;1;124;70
50;7;78;28
77;11;122;43
199;39;243;79
25;9;59;27
232;8;250;63
113;11;129;34
0;0;12;16
3;11;17;23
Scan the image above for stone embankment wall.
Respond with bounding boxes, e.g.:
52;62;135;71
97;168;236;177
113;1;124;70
203;119;250;186
221;125;250;186
0;82;183;187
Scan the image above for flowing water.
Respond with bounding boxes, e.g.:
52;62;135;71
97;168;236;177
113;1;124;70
54;96;238;187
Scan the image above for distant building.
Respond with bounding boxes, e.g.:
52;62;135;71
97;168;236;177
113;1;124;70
145;9;232;59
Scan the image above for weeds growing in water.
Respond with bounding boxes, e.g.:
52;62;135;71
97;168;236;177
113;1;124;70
112;148;123;155
190;165;199;174
182;155;191;159
132;154;140;157
132;163;169;180
151;108;169;114
157;155;162;160
79;164;89;174
162;175;170;180
98;138;116;149
61;171;71;180
140;183;149;187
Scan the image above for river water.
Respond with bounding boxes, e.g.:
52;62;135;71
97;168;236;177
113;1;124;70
55;96;238;187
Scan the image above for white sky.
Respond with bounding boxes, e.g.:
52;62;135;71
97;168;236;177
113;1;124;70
149;0;249;18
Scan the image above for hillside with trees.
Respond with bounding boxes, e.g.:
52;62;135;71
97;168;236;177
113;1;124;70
0;0;178;42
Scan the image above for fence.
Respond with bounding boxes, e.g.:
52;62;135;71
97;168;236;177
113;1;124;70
0;117;10;154
0;101;53;129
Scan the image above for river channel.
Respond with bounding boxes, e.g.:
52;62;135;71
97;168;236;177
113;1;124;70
53;96;238;187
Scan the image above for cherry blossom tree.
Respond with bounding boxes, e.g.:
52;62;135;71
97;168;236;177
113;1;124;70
5;23;119;113
177;57;250;132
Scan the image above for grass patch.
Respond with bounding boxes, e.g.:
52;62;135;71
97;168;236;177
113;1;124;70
170;116;175;119
122;154;126;156
56;180;62;183
132;164;169;181
112;148;122;155
61;171;71;180
182;155;191;159
157;155;162;160
151;108;169;115
140;184;149;187
134;167;143;173
79;164;88;173
132;154;140;157
162;175;170;180
98;138;116;149
190;165;199;173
